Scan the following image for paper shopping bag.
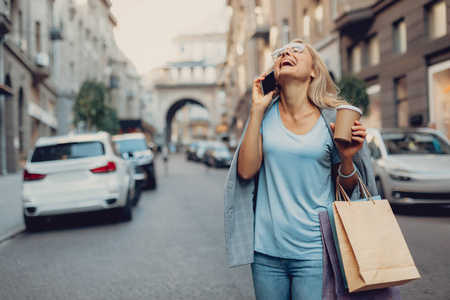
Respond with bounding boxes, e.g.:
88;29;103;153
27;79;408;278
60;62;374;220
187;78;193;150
333;178;420;293
319;211;401;300
327;194;381;289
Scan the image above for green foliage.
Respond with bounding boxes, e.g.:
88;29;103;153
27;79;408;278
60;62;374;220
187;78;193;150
337;75;370;116
72;80;120;134
98;106;120;134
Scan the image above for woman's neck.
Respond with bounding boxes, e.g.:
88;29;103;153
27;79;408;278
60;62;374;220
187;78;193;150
279;80;315;117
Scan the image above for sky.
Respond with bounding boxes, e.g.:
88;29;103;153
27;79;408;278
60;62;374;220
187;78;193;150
110;0;227;75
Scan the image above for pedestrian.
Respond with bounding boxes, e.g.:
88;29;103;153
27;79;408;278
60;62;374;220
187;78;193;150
224;38;377;300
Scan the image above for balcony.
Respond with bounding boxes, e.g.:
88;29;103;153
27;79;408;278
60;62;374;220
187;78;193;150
4;39;50;82
335;0;376;39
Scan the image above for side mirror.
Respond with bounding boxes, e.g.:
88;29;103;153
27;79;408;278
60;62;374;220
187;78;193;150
122;152;129;159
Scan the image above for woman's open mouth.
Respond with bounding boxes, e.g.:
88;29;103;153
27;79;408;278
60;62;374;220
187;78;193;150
280;59;296;68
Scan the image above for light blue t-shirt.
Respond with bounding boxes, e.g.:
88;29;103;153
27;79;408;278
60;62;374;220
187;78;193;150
254;101;341;260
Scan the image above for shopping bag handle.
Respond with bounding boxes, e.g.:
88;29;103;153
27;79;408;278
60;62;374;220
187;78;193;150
335;175;375;204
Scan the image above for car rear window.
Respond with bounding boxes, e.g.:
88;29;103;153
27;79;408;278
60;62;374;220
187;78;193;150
31;142;105;162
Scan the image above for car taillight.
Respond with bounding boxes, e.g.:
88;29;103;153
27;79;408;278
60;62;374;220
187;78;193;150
90;161;116;174
23;169;46;181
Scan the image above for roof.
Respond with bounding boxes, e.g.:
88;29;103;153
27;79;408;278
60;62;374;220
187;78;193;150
34;132;111;147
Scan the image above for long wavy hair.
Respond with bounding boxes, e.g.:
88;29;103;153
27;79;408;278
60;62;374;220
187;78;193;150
272;38;348;108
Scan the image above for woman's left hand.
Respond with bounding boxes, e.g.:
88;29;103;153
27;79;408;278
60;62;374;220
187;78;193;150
330;120;367;159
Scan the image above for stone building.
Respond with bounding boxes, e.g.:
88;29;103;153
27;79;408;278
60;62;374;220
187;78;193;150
224;0;342;143
337;0;450;137
0;0;142;175
53;0;142;135
0;0;59;174
224;0;450;141
141;8;229;146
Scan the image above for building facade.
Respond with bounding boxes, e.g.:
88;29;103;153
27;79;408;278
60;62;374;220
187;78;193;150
141;8;230;146
0;0;59;174
338;0;450;137
0;0;142;175
224;0;343;144
224;0;450;142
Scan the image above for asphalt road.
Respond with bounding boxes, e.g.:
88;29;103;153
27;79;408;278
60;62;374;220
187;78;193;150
0;154;254;300
0;153;449;299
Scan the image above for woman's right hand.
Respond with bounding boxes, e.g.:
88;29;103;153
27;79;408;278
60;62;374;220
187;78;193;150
252;73;276;112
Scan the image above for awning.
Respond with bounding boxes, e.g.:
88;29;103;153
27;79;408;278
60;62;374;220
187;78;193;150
28;102;58;129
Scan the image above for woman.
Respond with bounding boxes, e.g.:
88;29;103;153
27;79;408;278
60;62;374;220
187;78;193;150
224;39;377;299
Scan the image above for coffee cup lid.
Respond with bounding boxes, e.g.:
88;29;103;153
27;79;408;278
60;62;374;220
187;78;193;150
336;105;362;115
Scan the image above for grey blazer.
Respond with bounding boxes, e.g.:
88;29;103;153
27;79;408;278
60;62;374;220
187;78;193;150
223;96;377;268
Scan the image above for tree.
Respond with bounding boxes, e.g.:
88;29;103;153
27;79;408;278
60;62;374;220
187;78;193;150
337;75;370;116
98;106;120;134
72;80;120;134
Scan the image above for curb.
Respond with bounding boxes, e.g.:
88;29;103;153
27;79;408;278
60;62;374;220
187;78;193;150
0;225;25;245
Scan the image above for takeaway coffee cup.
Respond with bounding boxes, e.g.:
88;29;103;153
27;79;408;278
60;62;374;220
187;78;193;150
333;105;362;144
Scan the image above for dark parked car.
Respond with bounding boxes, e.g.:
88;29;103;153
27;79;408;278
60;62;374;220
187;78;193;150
366;128;450;205
186;141;200;161
112;133;157;191
204;142;233;168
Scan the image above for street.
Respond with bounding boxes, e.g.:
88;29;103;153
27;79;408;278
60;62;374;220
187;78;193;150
0;153;449;299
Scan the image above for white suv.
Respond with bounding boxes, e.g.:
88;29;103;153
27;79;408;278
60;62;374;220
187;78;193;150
22;132;136;230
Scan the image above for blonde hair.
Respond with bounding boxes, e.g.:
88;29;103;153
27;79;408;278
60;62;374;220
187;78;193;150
273;38;348;108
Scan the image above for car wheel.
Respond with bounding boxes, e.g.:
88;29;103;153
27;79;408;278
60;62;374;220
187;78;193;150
132;183;141;207
146;166;157;190
24;215;43;232
376;178;386;199
116;190;133;222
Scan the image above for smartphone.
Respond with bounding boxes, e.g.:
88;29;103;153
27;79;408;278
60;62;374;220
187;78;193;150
261;71;277;95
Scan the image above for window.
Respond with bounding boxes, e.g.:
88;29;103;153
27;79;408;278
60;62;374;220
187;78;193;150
367;134;382;159
427;1;447;39
114;139;148;153
350;44;362;73
393;19;407;54
366;35;380;66
315;1;324;34
282;19;290;45
35;21;41;52
394;76;409;127
303;9;310;41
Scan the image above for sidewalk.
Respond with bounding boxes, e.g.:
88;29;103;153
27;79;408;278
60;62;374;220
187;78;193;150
0;173;25;243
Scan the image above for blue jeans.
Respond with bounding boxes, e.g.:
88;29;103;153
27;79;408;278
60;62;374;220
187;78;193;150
251;251;323;300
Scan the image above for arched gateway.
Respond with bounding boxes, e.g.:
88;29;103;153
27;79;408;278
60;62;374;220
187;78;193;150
153;83;225;145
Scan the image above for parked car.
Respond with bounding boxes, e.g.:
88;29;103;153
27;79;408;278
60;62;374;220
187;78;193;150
186;141;199;161
204;142;233;168
366;128;450;205
22;132;136;231
112;133;157;190
193;140;210;162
